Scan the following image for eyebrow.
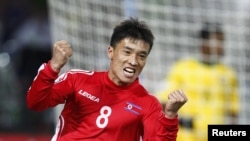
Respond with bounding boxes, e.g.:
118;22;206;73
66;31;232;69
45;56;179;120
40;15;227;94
124;46;132;50
124;46;149;55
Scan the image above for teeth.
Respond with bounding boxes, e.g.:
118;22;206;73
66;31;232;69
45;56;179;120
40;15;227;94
124;68;134;73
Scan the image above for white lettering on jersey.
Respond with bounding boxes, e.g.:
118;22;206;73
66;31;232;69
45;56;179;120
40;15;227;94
78;90;100;103
96;106;112;128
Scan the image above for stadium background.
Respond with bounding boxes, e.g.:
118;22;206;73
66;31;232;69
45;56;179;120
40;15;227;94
0;0;250;140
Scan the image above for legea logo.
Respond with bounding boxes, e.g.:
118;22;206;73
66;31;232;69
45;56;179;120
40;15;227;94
78;90;100;103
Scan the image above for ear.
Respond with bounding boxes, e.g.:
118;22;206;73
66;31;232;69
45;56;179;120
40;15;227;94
107;46;114;59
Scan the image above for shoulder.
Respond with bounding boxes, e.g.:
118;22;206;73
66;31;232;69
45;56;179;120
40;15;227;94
134;83;159;102
147;93;161;105
217;63;235;71
177;58;198;65
172;58;198;68
139;89;162;108
55;69;104;83
66;69;95;75
141;93;163;116
216;63;237;77
59;69;95;79
168;58;198;75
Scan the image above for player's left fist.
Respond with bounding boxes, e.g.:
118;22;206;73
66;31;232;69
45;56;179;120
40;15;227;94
164;90;188;119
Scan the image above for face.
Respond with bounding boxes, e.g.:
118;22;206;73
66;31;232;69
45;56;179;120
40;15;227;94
107;38;150;86
201;32;224;63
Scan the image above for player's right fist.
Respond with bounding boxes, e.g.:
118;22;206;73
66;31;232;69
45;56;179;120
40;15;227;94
50;40;73;72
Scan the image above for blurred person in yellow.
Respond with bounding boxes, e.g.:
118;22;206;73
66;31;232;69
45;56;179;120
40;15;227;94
156;23;239;141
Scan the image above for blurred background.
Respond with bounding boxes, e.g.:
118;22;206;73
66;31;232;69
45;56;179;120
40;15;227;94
0;0;250;140
0;0;53;140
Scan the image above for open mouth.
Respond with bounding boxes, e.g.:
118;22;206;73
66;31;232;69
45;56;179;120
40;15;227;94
123;67;135;77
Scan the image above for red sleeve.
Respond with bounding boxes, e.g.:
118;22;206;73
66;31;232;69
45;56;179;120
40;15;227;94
157;115;179;141
142;96;179;141
26;61;74;111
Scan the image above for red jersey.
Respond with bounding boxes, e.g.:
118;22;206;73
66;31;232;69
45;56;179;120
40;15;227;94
27;62;178;141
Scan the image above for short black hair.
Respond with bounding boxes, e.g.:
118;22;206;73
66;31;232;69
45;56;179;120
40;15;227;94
200;22;223;39
110;17;154;53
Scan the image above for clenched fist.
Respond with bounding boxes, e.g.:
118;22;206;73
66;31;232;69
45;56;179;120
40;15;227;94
50;40;73;72
164;90;188;119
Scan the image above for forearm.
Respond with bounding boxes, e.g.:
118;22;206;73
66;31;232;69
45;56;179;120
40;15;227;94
26;62;58;111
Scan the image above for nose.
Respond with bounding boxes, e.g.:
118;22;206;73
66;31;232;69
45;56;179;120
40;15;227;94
128;54;138;66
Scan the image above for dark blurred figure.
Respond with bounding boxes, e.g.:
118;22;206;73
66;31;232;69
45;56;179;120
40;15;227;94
0;0;30;44
0;0;54;134
0;0;30;132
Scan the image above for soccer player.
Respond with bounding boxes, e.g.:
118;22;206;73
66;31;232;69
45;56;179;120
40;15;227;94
157;23;239;141
26;17;188;141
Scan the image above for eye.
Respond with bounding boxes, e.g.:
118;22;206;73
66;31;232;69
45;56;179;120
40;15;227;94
125;50;130;54
123;49;132;55
140;54;146;58
139;53;147;60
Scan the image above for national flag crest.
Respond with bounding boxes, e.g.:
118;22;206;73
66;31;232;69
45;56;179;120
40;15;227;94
124;101;142;115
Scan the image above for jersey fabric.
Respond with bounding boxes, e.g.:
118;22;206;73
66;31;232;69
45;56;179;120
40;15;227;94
157;58;239;141
27;61;179;141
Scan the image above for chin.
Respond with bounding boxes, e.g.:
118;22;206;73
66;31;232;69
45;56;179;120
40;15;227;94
121;78;135;85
